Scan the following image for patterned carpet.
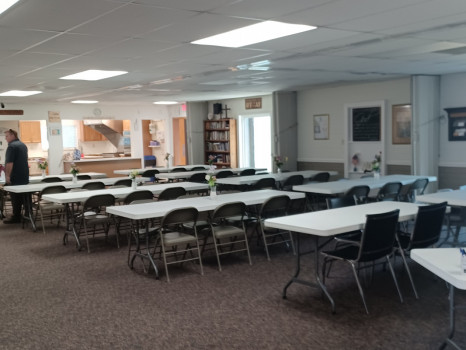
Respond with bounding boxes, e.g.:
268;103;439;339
0;220;464;350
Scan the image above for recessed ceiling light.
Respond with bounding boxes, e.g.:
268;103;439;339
191;21;316;48
154;101;178;105
0;0;19;15
0;90;42;97
60;70;128;81
71;100;99;104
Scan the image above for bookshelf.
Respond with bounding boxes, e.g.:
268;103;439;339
204;118;237;168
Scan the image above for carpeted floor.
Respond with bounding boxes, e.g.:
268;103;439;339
0;220;464;350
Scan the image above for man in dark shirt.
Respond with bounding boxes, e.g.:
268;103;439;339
4;129;29;224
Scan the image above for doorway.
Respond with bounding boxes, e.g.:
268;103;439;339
239;114;272;172
172;117;187;166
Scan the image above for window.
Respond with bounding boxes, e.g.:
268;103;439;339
62;124;77;149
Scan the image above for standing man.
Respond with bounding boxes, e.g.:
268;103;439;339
4;129;29;224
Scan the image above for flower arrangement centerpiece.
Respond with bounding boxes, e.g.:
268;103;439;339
164;152;171;168
207;155;217;172
205;173;217;197
70;163;79;181
372;151;382;174
37;159;48;177
129;169;139;180
274;155;287;173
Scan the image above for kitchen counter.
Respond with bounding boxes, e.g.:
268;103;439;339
64;157;141;177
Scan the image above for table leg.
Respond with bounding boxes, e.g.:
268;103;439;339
62;203;82;251
282;233;335;313
440;284;462;350
21;193;36;232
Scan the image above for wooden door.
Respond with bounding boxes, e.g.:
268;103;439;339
172;117;187;166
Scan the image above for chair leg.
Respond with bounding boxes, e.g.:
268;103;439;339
350;261;369;314
386;255;404;304
260;224;271;261
398;249;419;299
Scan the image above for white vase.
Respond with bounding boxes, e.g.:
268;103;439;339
41;170;46;178
132;179;137;189
277;168;282;174
374;171;380;179
72;174;78;183
210;186;217;198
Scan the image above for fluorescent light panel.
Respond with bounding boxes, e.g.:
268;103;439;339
0;90;42;97
191;21;316;48
60;70;127;81
154;101;178;105
0;0;19;15
71;100;99;104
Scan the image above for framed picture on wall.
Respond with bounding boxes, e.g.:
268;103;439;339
392;104;411;144
313;114;329;140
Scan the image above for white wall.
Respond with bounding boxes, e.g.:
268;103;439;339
440;73;466;167
297;78;411;167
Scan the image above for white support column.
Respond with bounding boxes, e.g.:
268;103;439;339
411;75;440;180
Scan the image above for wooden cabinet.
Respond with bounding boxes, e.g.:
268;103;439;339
80;122;106;141
204;118;237;168
19;121;41;143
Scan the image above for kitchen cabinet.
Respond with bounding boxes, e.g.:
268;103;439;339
80;122;106;141
19;121;41;143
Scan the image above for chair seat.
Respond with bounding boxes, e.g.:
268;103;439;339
213;225;244;239
162;231;197;245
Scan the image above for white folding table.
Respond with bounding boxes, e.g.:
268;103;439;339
114;164;211;175
265;201;420;313
292;174;437;195
411;248;466;350
106;189;305;276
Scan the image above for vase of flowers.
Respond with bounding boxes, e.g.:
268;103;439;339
372;152;382;178
70;163;80;183
351;153;359;172
129;169;139;189
205;174;217;198
164;152;171;168
274;155;287;173
38;159;48;178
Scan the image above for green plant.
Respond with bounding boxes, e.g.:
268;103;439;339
205;174;216;187
70;163;80;176
37;159;48;170
129;169;139;179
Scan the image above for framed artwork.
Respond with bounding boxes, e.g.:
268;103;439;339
313;114;329;140
445;107;466;141
392;104;411;144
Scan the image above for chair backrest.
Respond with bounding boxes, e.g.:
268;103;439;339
216;170;234;179
376;182;402;201
326;195;356;209
82;194;115;212
124;190;154;205
161;207;198;227
310;172;330;183
188;172;207;183
345;185;371;204
403;178;429;202
281;175;304;190
239;169;255;176
171;167;187;172
77;174;92;180
191;166;206;171
158;187;187;201
358;209;400;262
408;202;447;249
252;177;276;190
259;195;290;219
40;185;67;196
41;177;63;183
142;169;159;182
81;181;106;190
211;201;246;223
113;178;132;187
